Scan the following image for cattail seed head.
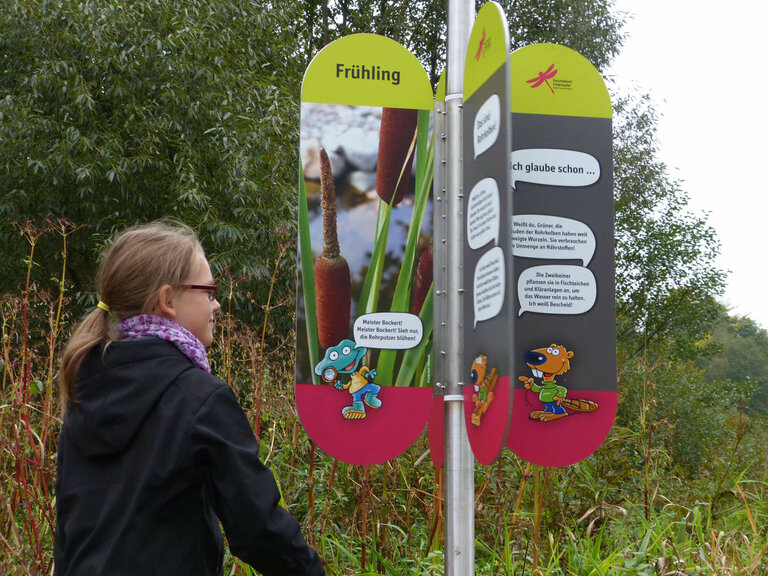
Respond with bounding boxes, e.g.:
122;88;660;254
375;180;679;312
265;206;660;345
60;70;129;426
376;107;418;206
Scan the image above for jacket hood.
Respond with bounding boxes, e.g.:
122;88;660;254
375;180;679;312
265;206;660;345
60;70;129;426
64;339;195;457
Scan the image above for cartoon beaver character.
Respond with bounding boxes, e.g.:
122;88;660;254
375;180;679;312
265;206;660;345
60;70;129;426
314;338;381;420
470;355;498;426
518;344;598;422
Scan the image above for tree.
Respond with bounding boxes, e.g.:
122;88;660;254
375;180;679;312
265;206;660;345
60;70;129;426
612;93;727;361
704;313;768;414
0;0;302;329
611;94;730;475
505;0;624;71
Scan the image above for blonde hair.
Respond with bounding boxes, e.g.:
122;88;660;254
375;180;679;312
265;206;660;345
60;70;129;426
60;220;203;403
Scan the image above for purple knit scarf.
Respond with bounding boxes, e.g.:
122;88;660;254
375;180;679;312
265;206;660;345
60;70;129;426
117;315;210;372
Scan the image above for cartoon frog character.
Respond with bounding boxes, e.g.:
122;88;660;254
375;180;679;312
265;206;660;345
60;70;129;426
314;338;382;420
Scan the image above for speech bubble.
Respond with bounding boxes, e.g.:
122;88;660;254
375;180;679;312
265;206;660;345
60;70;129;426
473;94;501;159
511;149;600;189
512;214;596;266
353;313;423;350
467;178;500;250
517;265;596;316
473;246;505;327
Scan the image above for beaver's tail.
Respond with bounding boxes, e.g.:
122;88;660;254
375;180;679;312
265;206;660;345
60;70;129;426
561;398;599;413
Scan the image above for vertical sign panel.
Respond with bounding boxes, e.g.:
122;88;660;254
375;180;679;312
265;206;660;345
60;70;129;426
461;2;513;465
506;43;616;467
297;34;435;465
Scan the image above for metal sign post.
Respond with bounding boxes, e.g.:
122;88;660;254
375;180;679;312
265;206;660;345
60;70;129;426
443;0;474;574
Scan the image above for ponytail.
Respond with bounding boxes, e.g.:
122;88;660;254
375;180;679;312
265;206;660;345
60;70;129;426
60;306;117;405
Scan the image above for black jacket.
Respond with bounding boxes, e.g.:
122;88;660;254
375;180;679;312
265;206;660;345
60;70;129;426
55;338;324;576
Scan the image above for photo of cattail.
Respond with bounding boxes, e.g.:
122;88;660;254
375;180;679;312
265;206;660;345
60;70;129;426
297;103;434;387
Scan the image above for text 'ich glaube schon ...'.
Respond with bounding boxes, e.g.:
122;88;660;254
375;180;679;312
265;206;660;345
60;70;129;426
336;64;401;85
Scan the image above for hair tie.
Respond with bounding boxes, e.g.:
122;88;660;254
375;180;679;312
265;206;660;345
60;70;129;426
97;301;111;313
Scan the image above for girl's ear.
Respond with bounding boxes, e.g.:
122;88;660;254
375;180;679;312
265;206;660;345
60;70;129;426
156;284;177;319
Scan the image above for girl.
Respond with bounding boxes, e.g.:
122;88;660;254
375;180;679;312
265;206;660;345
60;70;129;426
55;221;323;576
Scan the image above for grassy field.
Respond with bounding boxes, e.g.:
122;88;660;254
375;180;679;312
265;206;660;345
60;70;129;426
2;225;767;575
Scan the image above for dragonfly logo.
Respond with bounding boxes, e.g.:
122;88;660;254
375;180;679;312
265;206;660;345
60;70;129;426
527;64;558;93
474;27;491;61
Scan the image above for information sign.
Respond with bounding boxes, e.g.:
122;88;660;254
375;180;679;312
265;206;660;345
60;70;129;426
297;34;434;465
460;2;513;465
506;43;616;467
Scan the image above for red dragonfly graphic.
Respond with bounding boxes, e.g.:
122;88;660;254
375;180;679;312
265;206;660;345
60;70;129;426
475;27;487;61
527;64;557;93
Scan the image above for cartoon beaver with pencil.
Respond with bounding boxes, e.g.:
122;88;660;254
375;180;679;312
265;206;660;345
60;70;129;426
518;344;598;422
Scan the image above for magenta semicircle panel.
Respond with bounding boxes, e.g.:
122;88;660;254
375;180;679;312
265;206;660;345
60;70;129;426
296;384;433;465
507;389;616;468
464;376;511;465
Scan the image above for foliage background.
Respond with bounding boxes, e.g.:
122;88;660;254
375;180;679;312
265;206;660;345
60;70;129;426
1;0;302;331
2;0;767;574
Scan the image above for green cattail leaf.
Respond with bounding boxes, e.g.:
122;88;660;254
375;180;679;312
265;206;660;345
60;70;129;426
379;114;434;385
356;200;392;318
417;340;433;388
298;164;320;384
391;115;433;314
414;109;431;200
394;286;433;387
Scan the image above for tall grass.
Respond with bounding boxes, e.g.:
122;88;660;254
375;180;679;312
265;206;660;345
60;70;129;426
2;222;768;574
1;220;73;575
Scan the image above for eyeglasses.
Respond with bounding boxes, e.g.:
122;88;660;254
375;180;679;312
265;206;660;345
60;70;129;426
180;284;218;302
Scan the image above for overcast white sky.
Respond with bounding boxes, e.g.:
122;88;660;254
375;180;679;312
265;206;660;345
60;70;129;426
606;0;768;328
